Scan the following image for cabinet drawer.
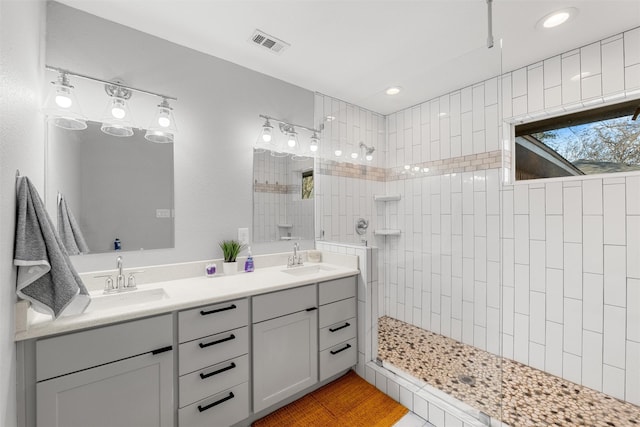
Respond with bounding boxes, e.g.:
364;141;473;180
252;284;317;323
319;276;356;305
179;354;249;408
319;297;356;328
36;314;172;382
179;382;249;427
319;317;357;351
179;326;248;375
319;337;357;382
179;299;248;343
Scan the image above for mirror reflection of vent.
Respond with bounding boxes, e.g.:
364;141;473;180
250;29;290;54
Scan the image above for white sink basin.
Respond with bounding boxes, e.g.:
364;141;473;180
281;265;335;276
88;288;169;312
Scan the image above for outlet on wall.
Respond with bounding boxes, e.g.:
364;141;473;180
238;228;249;245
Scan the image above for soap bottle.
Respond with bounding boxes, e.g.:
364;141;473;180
114;238;122;251
244;247;254;272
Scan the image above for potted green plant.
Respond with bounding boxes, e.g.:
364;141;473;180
219;239;245;275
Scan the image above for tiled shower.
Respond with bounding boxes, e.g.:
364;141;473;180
315;26;640;426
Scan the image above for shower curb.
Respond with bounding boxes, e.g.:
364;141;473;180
362;362;510;427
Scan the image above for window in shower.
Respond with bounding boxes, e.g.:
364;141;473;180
302;170;313;199
515;99;640;180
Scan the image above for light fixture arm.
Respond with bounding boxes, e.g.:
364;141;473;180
486;0;494;49
46;65;177;101
259;114;323;135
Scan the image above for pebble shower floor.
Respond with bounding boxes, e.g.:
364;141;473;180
378;316;639;426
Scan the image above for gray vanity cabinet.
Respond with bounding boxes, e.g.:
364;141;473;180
177;298;250;427
34;314;174;427
318;276;358;381
252;284;318;413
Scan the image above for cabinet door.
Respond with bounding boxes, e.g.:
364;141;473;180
252;310;318;412
37;350;173;427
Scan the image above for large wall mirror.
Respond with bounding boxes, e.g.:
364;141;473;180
252;149;314;243
46;121;175;254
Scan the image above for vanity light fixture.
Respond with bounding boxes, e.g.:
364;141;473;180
44;65;179;142
101;82;134;137
145;98;177;143
43;71;88;130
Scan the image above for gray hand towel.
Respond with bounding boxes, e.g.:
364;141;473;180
57;194;90;255
14;176;91;318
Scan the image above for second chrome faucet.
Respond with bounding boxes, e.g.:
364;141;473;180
287;242;304;268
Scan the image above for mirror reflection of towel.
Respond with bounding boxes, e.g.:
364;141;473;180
14;177;90;318
57;194;90;255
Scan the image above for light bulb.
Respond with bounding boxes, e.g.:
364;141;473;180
366;154;373;161
423;168;430;173
413;166;420;172
55;94;72;108
404;165;411;170
262;128;272;142
110;98;127;119
310;141;318;152
157;109;171;127
334;149;342;157
351;152;358;159
386;86;402;95
287;136;296;147
112;107;125;119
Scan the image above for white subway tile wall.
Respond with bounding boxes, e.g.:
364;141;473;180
316;27;640;413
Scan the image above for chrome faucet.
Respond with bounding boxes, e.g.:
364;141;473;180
97;255;142;294
116;256;125;290
287;243;303;267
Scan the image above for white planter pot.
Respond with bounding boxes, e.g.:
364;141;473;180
223;261;238;275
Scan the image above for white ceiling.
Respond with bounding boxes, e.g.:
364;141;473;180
57;0;640;115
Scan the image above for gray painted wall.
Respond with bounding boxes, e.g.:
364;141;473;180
0;2;47;426
45;2;316;271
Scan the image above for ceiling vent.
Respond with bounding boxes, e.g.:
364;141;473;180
250;29;290;55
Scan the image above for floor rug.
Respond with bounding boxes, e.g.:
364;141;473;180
253;370;408;427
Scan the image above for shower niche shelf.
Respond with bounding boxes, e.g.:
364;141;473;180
373;194;401;202
374;195;401;237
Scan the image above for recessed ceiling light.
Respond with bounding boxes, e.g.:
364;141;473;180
537;8;577;29
385;86;402;96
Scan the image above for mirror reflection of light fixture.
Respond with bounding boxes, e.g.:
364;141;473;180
256;114;323;159
145;98;177;143
359;142;375;162
309;133;319;152
43;71;88;130
261;119;273;143
101;82;134;137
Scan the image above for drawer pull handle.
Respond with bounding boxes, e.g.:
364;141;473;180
200;362;236;380
151;345;173;355
330;343;352;355
199;334;235;349
329;322;351;333
305;307;318;312
200;304;237;316
197;392;234;412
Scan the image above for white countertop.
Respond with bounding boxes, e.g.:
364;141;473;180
15;261;359;341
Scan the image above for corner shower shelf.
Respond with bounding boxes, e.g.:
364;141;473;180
373;194;401;202
374;229;401;236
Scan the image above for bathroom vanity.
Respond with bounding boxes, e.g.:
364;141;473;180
15;253;359;427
